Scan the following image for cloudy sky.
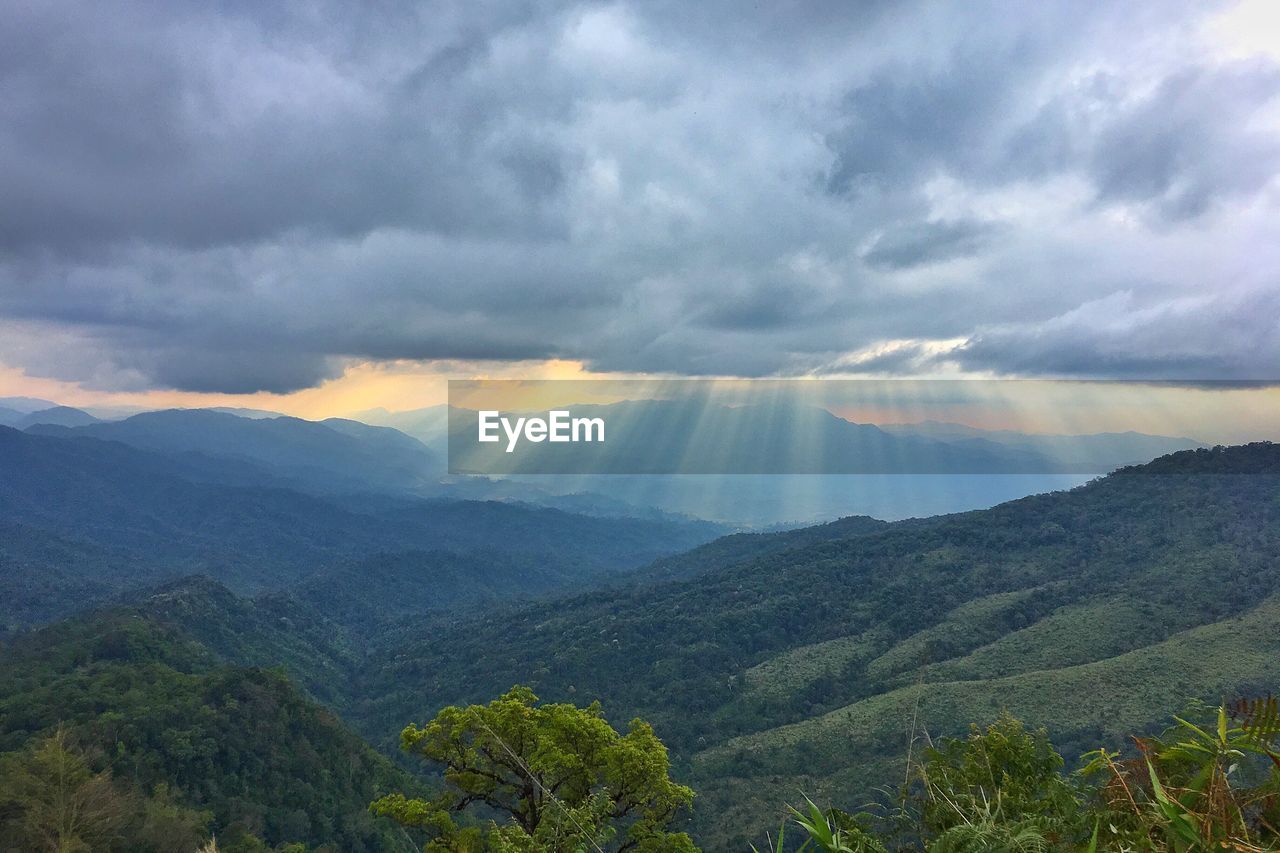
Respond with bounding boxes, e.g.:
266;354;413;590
1;0;1279;416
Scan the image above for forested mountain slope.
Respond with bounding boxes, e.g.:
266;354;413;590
0;425;724;629
629;513;890;585
0;579;421;851
350;443;1280;849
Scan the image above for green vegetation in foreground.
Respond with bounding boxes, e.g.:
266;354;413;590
372;689;1280;851
373;687;696;851
756;700;1280;852
10;669;1280;851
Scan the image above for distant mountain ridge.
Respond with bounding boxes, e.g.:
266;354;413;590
27;408;443;495
0;396;58;413
13;405;100;429
351;404;448;451
0;424;725;630
880;419;1204;466
8;399;1211;524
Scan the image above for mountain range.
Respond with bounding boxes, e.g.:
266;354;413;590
388;399;1201;522
1;398;1209;525
0;422;724;630
1;400;1267;850
26;408;442;495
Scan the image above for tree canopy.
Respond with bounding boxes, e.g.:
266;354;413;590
371;686;697;852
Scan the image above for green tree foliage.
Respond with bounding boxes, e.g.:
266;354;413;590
0;726;133;852
0;726;212;852
763;701;1280;852
371;687;697;852
919;713;1082;847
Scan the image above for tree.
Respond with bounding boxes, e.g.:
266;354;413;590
371;686;698;852
132;783;211;852
0;727;131;852
918;712;1083;848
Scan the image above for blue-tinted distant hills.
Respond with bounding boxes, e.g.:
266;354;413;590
439;400;1205;524
0;398;68;426
349;404;448;452
14;403;727;522
879;420;1203;468
12;405;100;429
345;401;1207;524
26;408;443;495
8;399;1209;527
0;423;725;630
207;405;288;419
0;396;58;413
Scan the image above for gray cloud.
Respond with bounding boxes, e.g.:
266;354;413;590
1086;63;1280;221
947;288;1280;380
0;0;1277;392
863;220;997;270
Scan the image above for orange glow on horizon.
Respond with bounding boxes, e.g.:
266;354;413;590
3;361;1280;445
0;359;621;420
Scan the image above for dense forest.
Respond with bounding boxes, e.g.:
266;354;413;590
2;435;1279;849
0;597;423;851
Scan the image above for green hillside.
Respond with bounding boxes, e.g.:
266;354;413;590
628;513;890;585
349;443;1280;848
696;594;1280;848
0;583;420;852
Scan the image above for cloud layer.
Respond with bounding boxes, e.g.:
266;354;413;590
1;0;1278;391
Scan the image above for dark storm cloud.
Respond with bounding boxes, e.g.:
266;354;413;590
947;288;1280;380
0;0;575;252
0;0;1277;391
